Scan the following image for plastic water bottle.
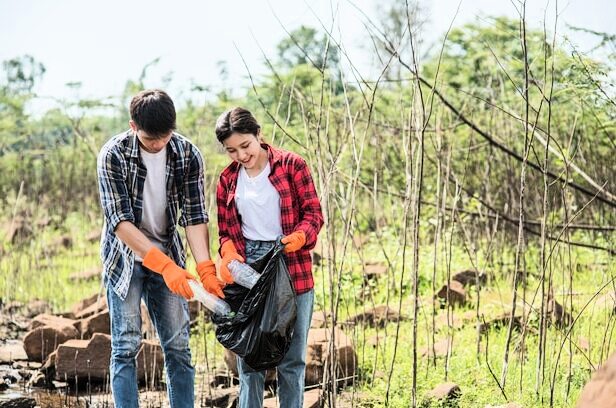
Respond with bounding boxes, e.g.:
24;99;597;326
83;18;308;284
228;260;260;289
188;280;231;316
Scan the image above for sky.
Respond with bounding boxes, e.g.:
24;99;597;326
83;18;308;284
0;0;613;113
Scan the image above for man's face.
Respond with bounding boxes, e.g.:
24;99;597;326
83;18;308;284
130;121;172;153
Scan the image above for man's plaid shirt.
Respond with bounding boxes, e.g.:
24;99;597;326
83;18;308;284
216;144;324;294
97;131;208;300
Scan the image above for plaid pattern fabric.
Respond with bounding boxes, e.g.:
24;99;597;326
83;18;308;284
97;130;208;300
216;144;324;294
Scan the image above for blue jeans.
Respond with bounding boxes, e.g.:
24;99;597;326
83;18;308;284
107;262;194;408
237;239;314;408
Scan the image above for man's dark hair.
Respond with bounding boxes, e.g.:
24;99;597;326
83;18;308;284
129;89;176;138
215;107;261;143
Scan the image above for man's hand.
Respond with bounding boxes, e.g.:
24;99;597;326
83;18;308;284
281;230;306;253
197;260;225;298
142;247;195;299
219;240;244;284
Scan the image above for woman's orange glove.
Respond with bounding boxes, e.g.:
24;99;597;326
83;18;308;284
281;230;306;253
142;247;194;299
197;260;225;298
219;240;244;284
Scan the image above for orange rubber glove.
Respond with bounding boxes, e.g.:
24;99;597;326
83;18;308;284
281;230;306;253
219;240;244;284
142;247;195;299
197;260;225;298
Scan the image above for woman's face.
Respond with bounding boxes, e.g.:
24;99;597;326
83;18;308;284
222;132;266;170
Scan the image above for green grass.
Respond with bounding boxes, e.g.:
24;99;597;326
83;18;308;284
1;210;613;407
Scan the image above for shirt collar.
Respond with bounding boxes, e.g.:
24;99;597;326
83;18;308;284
264;143;282;167
127;130;180;159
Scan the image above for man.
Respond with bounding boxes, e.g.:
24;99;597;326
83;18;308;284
96;89;224;407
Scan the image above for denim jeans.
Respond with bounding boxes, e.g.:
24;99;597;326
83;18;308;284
237;239;314;408
106;262;194;408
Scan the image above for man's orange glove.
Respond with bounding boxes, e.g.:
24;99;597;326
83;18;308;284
219;240;244;284
197;260;225;298
142;247;194;299
281;230;306;253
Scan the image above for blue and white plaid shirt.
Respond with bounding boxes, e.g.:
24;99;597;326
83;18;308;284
97;130;208;300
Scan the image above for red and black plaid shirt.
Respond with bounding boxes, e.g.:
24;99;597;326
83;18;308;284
216;144;324;294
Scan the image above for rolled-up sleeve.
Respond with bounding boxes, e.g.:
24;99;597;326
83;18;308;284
291;158;323;250
97;146;135;231
179;145;208;227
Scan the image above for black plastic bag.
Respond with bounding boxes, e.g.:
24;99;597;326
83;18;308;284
211;240;297;371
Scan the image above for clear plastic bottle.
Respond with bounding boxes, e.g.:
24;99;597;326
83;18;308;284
188;280;231;316
228;260;260;289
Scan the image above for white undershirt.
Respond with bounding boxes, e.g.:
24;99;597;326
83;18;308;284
135;147;169;261
235;162;283;241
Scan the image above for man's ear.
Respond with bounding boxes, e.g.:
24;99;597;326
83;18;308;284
129;120;138;132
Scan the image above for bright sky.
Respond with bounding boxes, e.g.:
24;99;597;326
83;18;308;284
0;0;613;113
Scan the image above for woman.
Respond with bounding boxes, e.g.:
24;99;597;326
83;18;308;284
204;107;324;407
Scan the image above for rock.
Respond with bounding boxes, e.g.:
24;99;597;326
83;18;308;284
0;341;27;363
25;300;52;318
26;371;46;387
305;328;356;387
140;303;156;340
344;305;404;328
310;310;331;329
420;338;450;359
188;299;210;323
596;291;616;313
363;262;388;281
5;216;32;245
0;368;21;384
425;382;461;401
577;352;616;407
3;301;25;315
11;361;40;370
263;392;320;408
85;230;101;243
202;386;239;407
579;337;590;353
548;298;571;329
74;296;107;320
436;281;466;306
29;314;77;331
78;309;110;338
303;389;321;408
367;334;381;348
55;333;163;383
209;369;236;388
68;266;102;282
135;339;165;383
0;397;36;408
479;313;522;334
223;348;276;384
23;321;80;362
451;270;487;287
70;294;102;318
51;235;73;250
41;351;56;373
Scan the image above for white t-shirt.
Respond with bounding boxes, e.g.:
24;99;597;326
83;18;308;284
135;147;169;261
235;162;283;241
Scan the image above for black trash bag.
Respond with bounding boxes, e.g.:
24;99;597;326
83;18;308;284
211;240;297;371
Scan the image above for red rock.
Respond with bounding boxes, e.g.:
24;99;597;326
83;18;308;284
305;328;356;387
436;281;466;306
23;322;79;362
577;353;616;407
78;309;110;338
